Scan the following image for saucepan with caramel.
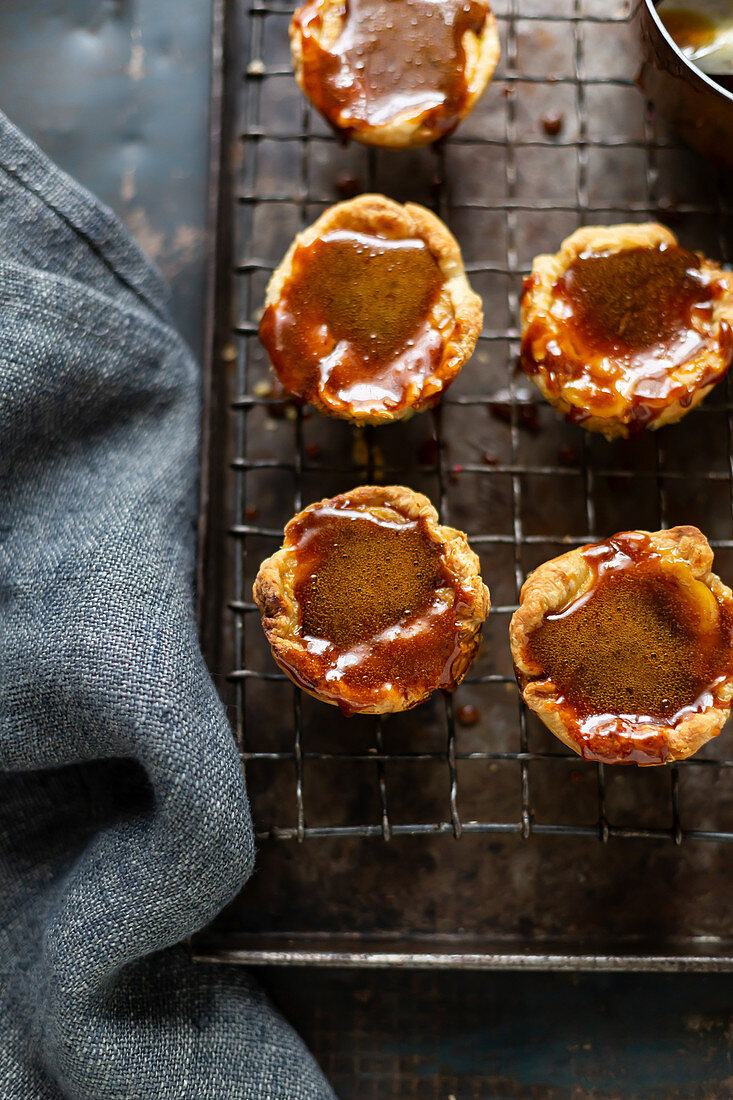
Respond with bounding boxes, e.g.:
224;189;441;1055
636;0;733;168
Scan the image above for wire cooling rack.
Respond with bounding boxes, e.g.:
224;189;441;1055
196;0;733;968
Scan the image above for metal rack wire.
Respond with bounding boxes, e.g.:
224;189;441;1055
226;0;733;855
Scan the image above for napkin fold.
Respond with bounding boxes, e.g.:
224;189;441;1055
0;110;335;1100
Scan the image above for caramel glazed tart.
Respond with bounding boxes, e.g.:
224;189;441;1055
254;485;490;715
289;0;500;148
521;223;733;440
258;195;483;424
510;526;733;766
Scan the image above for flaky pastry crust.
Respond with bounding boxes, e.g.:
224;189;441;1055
254;485;490;714
260;195;483;423
521;223;733;440
510;526;733;765
290;0;500;147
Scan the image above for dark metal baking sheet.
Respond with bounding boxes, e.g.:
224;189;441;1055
195;0;733;970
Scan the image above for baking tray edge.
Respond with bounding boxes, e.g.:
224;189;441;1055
192;0;733;972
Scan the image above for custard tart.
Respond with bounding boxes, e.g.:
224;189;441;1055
258;195;482;423
510;526;733;765
521;224;733;440
254;485;490;714
290;0;500;148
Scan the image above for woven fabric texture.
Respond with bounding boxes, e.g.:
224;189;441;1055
0;110;335;1100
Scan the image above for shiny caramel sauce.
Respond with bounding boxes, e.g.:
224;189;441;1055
561;245;709;355
293;0;489;139
259;229;449;416
522;244;731;428
525;533;733;764
658;9;716;53
283;499;469;712
656;7;733;93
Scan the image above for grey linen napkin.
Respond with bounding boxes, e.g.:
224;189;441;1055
0;110;336;1100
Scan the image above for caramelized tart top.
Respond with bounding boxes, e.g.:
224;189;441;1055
521;224;733;438
290;0;499;146
259;196;482;423
511;526;733;764
254;486;490;714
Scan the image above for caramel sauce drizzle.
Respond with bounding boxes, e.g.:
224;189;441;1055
656;7;733;93
282;500;470;712
259;229;449;416
658;9;717;53
521;244;732;428
524;533;733;764
293;0;489;139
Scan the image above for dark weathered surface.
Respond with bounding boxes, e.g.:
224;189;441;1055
0;0;212;357
4;2;733;1097
265;968;733;1100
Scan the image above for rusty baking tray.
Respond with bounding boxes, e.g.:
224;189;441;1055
194;0;733;970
